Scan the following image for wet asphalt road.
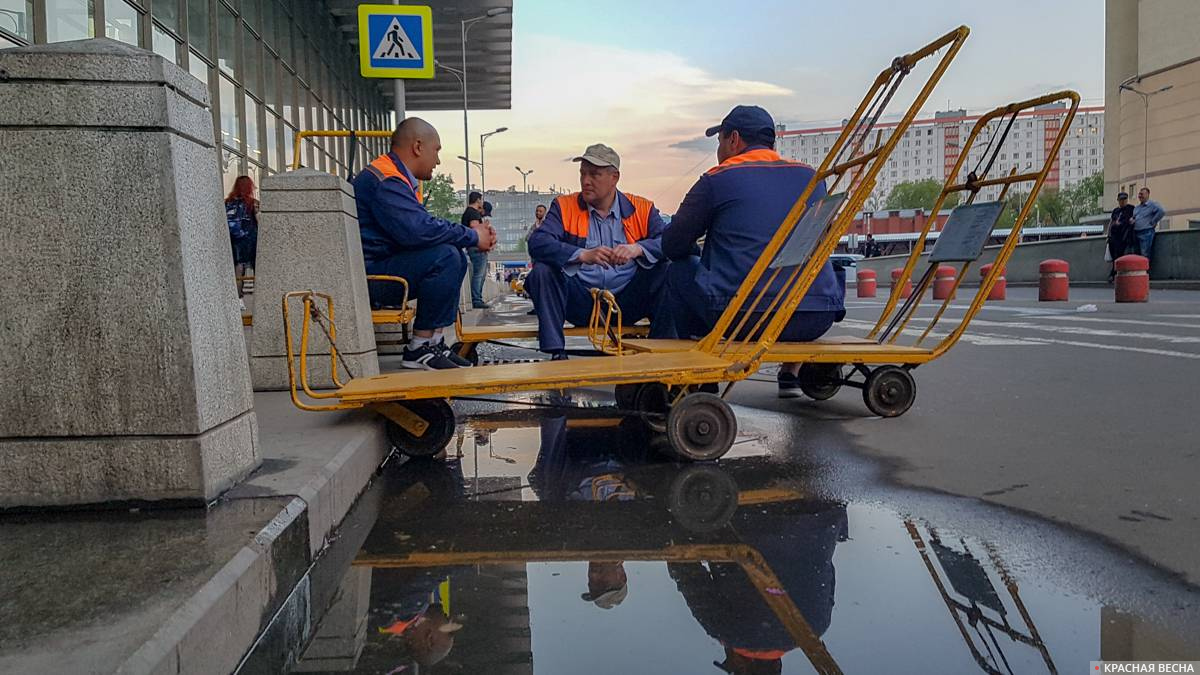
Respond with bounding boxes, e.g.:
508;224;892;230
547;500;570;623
287;289;1200;673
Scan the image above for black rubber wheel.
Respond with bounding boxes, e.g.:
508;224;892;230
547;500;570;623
862;366;916;418
797;363;843;400
614;383;640;411
666;392;737;461
385;399;456;458
667;464;739;533
634;382;671;433
449;342;479;366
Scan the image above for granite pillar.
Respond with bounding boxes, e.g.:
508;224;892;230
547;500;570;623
0;39;260;507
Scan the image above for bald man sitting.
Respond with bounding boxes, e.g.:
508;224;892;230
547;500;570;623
353;118;496;369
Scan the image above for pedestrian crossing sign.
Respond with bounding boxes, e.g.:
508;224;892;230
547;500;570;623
358;4;434;79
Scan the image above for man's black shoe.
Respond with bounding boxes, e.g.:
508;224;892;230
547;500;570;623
401;341;464;370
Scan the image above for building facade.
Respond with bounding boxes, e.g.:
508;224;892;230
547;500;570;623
473;189;566;254
777;105;1105;206
1105;0;1200;230
0;0;396;193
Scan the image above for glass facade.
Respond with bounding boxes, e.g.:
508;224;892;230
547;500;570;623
1;0;394;187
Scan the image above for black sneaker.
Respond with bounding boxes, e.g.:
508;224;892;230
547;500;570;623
440;340;473;367
777;371;803;399
549;351;569;361
402;341;463;370
472;302;492;309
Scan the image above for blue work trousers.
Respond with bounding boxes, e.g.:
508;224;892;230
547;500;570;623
653;256;839;342
365;243;466;331
525;262;669;352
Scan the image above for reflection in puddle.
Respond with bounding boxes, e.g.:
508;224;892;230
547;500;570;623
289;408;1199;674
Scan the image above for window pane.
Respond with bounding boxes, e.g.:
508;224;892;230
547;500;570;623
264;112;278;171
245;93;260;164
46;0;95;42
219;75;241;150
217;2;236;77
241;0;257;32
104;0;141;45
152;23;178;62
0;31;18;47
282;122;295;170
260;0;273;47
153;0;178;32
242;25;259;94
187;49;208;84
276;2;291;65
0;0;33;40
187;0;209;55
262;54;277;112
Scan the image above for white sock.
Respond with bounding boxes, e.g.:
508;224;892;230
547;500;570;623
410;335;434;348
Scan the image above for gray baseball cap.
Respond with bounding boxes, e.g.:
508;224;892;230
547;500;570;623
572;143;621;170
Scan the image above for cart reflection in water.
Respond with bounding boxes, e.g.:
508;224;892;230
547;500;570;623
295;410;1073;674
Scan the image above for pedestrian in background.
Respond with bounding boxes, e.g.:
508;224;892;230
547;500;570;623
1107;191;1135;282
1133;187;1165;262
225;175;258;303
461;191;491;309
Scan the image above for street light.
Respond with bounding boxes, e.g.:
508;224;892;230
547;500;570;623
1119;78;1173;189
435;60;471;191
459;6;512;192
515;166;534;192
479;127;508;194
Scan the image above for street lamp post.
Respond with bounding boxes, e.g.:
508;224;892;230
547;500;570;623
515;166;534;192
1119;79;1173;189
479;127;508;194
435;60;470;190
458;7;511;192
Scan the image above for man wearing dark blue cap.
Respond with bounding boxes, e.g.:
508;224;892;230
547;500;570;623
655;105;845;397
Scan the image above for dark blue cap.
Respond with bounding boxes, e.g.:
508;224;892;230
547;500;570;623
705;105;776;144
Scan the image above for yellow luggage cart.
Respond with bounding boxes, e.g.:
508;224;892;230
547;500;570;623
281;27;970;462
606;90;1081;418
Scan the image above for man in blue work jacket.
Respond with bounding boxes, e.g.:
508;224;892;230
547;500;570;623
526;143;670;359
656;106;845;397
354;118;496;370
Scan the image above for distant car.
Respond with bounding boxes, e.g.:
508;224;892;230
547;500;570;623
829;254;864;287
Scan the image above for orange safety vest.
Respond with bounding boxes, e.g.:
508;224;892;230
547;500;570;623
366;153;423;202
704;147;804;176
555;192;654;248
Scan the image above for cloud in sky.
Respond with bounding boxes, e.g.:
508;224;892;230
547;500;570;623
420;34;791;210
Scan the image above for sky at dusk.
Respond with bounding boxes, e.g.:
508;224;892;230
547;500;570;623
417;0;1104;211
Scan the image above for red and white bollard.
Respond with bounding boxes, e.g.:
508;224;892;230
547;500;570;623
1039;259;1069;301
980;263;1006;301
857;269;877;298
1115;254;1150;303
932;265;957;300
891;268;913;299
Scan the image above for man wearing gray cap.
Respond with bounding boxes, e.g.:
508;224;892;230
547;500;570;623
526;143;670;358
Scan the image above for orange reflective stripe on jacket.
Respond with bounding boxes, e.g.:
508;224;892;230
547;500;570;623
556;192;653;244
704;147;806;176
367;153;422;201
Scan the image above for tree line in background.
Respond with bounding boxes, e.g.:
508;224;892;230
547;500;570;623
880;171;1105;229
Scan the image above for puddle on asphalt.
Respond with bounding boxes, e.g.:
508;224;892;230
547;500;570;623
286;404;1200;674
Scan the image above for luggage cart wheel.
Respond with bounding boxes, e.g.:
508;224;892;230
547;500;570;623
634;383;670;433
613;383;640;411
385;399;456;458
450;342;479;366
863;366;916;418
667;464;739;533
797;363;844;401
666;393;738;462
